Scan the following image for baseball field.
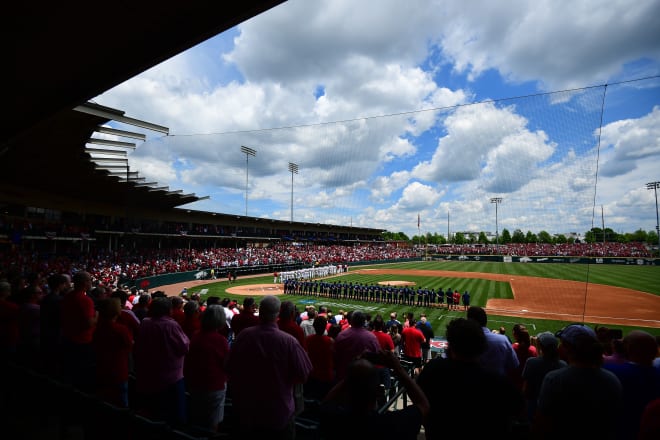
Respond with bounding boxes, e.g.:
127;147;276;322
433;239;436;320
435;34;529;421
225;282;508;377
160;260;660;336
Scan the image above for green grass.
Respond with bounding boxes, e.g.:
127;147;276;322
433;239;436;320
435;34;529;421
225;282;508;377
191;261;660;338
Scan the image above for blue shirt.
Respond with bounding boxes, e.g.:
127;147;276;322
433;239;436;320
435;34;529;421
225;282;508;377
478;326;519;376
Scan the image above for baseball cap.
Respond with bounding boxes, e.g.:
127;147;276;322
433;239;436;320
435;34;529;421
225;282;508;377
537;331;558;349
555;323;597;345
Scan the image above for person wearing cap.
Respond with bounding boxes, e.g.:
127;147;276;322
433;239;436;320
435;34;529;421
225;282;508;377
521;331;567;423
533;324;622;439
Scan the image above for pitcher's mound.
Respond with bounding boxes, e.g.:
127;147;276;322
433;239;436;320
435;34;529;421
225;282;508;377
378;280;416;286
226;284;284;296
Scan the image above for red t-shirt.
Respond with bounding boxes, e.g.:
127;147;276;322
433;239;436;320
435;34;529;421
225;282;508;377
278;318;307;349
184;330;230;391
401;326;425;358
306;334;335;381
60;289;96;344
93;319;132;384
231;311;260;336
373;330;395;351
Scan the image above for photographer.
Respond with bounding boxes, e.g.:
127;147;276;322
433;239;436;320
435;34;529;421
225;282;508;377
320;349;429;439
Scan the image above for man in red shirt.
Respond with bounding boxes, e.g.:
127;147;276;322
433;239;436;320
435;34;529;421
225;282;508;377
401;312;425;373
60;270;97;391
278;301;306;349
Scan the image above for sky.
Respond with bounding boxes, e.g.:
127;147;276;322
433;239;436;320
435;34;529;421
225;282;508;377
92;0;660;240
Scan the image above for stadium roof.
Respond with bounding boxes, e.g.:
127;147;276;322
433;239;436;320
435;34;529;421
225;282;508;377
2;1;286;211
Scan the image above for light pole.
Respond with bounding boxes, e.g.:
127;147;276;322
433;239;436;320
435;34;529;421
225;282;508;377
288;162;298;222
647;181;660;255
240;146;256;216
490;197;502;253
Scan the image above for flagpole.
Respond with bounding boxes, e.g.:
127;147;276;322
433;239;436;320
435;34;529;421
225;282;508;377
418;213;421;254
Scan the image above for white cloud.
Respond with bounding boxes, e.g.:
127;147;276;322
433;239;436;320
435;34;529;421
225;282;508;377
599;106;660;177
94;0;660;238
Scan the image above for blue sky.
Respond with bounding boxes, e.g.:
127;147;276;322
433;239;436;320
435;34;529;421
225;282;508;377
93;0;660;239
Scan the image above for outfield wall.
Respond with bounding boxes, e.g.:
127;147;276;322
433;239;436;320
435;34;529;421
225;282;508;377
431;254;658;265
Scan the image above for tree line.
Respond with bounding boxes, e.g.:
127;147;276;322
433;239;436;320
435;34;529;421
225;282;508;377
383;227;659;246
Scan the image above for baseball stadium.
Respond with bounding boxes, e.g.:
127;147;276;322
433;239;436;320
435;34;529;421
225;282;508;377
3;2;660;440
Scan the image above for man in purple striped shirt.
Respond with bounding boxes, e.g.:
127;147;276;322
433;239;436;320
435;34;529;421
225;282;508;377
227;295;312;440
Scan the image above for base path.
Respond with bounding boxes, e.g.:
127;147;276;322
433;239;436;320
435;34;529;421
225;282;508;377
158;269;660;328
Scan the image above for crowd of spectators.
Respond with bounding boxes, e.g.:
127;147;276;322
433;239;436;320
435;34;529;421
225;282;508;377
0;243;418;287
430;241;652;257
1;265;659;439
1;238;658;439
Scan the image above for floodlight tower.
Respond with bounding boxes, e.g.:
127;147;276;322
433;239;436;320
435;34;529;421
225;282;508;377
240;146;256;216
490;197;502;253
288;162;299;222
647;181;660;255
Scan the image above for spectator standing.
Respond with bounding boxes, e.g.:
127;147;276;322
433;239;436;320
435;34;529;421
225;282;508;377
134;297;190;427
182;299;202;339
385;312;401;332
371;314;396;399
603;330;660;440
226;296;312;440
60;270;97;392
300;308;317;337
184;305;230;433
510;324;538;390
533;324;622;439
40;273;70;374
334;310;381;381
417;317;523;439
230;296;259;337
93;297;133;407
521;331;566;424
416;315;434;364
389;324;402;357
132;293;151;322
400;312;425;372
305;315;336;400
467;306;519;377
170;296;186;327
278;301;307;349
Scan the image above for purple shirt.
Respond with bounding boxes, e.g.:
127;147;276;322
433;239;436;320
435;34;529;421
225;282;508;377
334;326;380;380
134;315;189;393
226;322;312;430
479;327;520;376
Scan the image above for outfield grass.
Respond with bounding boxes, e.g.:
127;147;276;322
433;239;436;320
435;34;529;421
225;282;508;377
193;261;660;338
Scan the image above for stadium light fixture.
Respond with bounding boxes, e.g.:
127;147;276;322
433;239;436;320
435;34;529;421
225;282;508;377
288;162;299;222
490;197;502;253
647;181;660;254
240;146;257;216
